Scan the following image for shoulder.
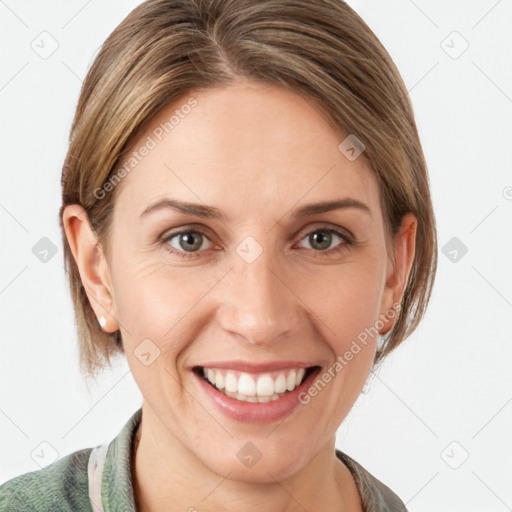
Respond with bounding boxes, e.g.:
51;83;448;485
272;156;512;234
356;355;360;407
336;449;408;512
0;447;93;512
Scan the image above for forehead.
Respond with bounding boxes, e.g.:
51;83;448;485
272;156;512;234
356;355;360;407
113;82;380;220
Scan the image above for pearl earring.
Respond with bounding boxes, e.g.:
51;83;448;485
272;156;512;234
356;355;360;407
99;316;107;328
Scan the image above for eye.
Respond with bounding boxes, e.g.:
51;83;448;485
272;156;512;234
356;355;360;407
163;229;213;259
296;227;352;255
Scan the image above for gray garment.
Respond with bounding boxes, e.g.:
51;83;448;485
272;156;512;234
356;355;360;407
0;407;408;511
336;450;408;511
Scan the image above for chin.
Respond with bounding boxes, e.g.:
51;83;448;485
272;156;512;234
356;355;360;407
197;438;312;484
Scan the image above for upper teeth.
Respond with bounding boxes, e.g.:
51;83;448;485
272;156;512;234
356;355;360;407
203;368;307;397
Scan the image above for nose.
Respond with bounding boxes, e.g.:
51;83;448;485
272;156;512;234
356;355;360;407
216;245;301;347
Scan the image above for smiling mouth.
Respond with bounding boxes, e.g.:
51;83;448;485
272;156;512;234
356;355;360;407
193;365;320;403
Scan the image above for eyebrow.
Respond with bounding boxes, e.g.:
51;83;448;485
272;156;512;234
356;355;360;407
139;197;371;221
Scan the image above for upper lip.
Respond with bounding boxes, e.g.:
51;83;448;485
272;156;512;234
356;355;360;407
195;360;318;373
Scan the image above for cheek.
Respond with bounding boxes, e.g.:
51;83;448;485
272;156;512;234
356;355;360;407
111;258;215;350
298;265;383;431
299;259;385;355
112;261;215;411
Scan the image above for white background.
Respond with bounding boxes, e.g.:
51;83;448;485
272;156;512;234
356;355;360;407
0;1;511;511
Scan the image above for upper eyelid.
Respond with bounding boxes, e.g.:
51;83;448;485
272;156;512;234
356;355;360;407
295;223;352;240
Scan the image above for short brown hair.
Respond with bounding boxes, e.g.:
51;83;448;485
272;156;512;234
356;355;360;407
60;0;437;382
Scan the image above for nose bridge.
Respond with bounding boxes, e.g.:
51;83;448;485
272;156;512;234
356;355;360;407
218;238;297;345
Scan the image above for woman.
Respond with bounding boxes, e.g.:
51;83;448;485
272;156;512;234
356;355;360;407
0;0;437;510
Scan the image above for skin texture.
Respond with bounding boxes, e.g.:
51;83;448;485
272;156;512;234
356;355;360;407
63;80;416;511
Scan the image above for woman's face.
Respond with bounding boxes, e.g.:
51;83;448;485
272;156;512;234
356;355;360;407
96;81;414;481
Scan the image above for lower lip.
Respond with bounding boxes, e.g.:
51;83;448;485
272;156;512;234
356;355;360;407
194;368;321;423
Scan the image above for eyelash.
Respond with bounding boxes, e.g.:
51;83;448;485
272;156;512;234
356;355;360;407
161;225;354;260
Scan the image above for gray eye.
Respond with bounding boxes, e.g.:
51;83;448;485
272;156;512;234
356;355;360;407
299;230;344;251
168;231;210;252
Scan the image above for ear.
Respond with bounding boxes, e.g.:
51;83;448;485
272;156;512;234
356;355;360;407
62;204;119;333
378;212;417;335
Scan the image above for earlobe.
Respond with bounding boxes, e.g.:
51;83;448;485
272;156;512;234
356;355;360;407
379;212;417;335
62;204;119;333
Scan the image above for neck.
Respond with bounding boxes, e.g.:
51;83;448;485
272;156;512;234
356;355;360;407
131;406;362;512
